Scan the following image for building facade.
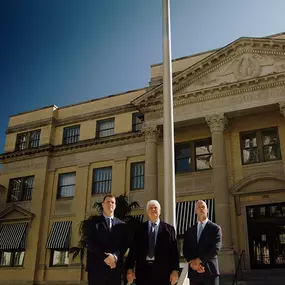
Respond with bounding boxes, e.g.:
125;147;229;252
1;33;285;284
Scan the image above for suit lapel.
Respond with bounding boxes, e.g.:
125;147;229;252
100;215;109;231
198;221;210;244
193;224;198;246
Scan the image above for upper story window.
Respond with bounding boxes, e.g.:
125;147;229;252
97;118;115;138
130;162;145;190
92;167;112;195
175;138;212;173
62;125;80;145
15;130;41;151
7;176;34;202
132;113;144;132
57;172;76;199
240;127;281;165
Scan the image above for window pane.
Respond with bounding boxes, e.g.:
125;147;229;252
14;251;25;266
98;120;114;138
23;176;34;201
243;148;259;164
242;132;257;148
196;154;212;170
58;173;76;198
264;145;279;161
63;126;80;144
93;168;112;194
52;250;69;266
9;178;22;202
262;129;278;145
131;163;145;190
175;144;191;172
133;114;144;131
16;134;28;150
195;141;212;155
0;252;12;266
29;131;41;148
176;158;191;172
176;145;191;159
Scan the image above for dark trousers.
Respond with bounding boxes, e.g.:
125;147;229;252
88;268;122;285
136;263;170;285
190;276;219;285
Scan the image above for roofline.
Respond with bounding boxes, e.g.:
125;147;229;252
263;31;285;38
10;105;58;118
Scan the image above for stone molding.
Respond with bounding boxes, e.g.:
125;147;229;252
205;113;228;132
279;101;285;117
142;123;162;141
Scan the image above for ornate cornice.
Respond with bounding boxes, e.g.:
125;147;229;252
279;101;285;117
0;132;144;163
6;104;136;134
205;113;228;132
142;123;162;141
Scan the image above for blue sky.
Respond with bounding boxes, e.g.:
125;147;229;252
0;0;284;153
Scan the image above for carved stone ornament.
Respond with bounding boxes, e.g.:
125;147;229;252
205;113;228;133
142;123;161;141
279;102;285;118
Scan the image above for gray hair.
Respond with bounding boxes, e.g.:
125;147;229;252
146;200;161;211
195;200;207;210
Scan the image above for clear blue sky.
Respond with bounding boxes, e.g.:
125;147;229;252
0;0;284;153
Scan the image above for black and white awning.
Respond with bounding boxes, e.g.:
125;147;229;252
0;222;28;250
46;221;72;249
176;199;215;236
132;214;144;223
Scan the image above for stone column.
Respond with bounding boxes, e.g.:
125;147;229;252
206;113;235;274
278;102;285;171
143;124;160;202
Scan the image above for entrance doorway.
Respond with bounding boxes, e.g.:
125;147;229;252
247;202;285;269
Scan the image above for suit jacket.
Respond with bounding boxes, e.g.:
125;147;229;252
85;215;129;274
183;220;222;281
126;221;180;285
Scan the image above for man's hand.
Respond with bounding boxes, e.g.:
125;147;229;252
170;270;179;285
104;253;117;269
126;269;136;283
189;258;205;273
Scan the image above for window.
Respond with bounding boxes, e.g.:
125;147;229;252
130;162;145;190
16;130;41;150
97;119;115;138
0;251;25;267
175;138;212;173
241;127;281;165
63;125;80;145
92;167;112;195
8;176;34;202
50;250;69;266
57;173;76;199
132;113;144;132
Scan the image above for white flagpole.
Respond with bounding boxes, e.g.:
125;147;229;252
162;0;176;228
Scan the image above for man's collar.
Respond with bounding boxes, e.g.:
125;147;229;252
103;213;114;219
198;218;208;225
148;218;160;226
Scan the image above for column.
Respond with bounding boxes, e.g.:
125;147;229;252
206;113;235;274
279;102;285;171
143;124;160;202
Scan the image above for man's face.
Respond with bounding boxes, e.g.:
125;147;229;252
195;201;208;219
147;203;160;222
102;197;116;216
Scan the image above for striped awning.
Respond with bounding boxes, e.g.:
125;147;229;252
176;199;215;236
46;221;72;249
0;222;28;250
132;214;144;223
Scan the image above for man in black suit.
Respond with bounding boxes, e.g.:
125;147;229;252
183;200;222;285
85;194;128;285
126;200;180;285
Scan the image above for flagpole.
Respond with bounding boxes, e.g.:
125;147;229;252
162;0;176;228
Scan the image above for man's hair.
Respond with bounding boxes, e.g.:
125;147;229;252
146;200;161;211
102;194;116;202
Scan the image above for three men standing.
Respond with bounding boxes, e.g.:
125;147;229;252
183;200;222;285
126;200;180;285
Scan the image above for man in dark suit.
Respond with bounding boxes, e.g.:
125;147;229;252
126;200;180;285
183;200;222;285
85;194;128;285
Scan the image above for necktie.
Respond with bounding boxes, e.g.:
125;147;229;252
197;222;203;242
147;222;156;258
107;218;112;230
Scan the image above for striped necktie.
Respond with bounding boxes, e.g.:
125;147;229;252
197;222;203;242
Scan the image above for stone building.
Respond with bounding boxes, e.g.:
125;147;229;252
0;32;285;284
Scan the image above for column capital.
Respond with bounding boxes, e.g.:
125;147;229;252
205;113;228;133
142;123;162;141
279;102;285;118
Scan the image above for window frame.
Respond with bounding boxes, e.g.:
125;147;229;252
132;113;144;132
175;138;212;174
130;162;145;190
57;172;76;199
7;176;34;203
15;130;41;151
50;249;69;267
96;118;115;138
92;167;112;195
240;127;281;165
62;125;80;145
0;251;25;267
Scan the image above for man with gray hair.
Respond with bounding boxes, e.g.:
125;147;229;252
126;200;180;285
183;200;222;285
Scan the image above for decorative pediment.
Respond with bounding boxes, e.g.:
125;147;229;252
132;37;285;111
0;204;35;222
